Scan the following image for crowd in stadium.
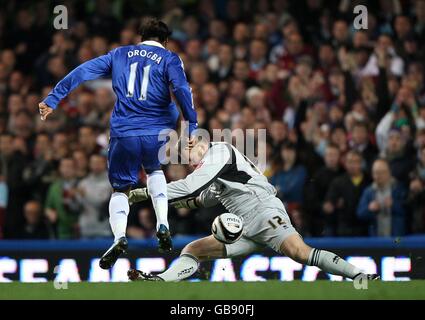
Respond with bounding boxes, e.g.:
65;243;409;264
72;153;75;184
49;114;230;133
0;0;424;240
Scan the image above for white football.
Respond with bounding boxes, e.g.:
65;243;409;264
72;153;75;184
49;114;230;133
211;213;244;244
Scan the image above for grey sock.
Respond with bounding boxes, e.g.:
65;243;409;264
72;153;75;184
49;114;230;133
158;254;199;282
308;248;362;279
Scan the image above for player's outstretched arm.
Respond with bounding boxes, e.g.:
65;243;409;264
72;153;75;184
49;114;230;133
166;53;198;135
166;144;231;201
129;144;230;207
170;188;220;209
128;187;198;207
129;188;216;209
38;102;53;121
39;51;113;119
171;197;200;209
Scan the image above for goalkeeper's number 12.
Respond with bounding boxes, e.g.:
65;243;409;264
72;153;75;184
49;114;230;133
268;215;286;229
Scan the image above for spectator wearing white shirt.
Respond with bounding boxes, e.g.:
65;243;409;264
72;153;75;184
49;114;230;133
77;154;112;238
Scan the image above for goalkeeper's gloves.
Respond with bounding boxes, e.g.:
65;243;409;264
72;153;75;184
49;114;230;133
128;188;149;205
171;197;200;209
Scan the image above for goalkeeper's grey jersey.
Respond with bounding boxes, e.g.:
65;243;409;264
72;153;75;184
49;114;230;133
167;142;286;223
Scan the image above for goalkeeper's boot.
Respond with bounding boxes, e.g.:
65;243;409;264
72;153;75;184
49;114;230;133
99;237;128;270
128;269;164;282
354;273;380;281
156;224;173;252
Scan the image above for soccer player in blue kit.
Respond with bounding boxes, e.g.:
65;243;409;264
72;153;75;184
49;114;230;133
38;19;198;269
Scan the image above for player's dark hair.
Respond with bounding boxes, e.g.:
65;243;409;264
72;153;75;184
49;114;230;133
139;18;172;43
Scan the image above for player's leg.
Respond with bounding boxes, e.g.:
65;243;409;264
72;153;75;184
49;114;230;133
128;225;265;282
152;228;264;280
146;170;168;230
279;234;369;279
128;235;225;281
272;219;379;280
140;135;171;251
100;136;142;269
250;207;379;280
158;236;261;282
157;235;227;281
146;169;171;252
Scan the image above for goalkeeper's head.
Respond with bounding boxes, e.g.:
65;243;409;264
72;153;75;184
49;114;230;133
139;18;172;46
177;135;209;168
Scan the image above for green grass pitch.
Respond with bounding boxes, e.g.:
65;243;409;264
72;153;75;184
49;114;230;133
1;280;425;300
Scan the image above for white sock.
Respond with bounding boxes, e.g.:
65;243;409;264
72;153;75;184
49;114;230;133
158;254;199;281
147;170;169;230
109;192;130;241
308;249;362;279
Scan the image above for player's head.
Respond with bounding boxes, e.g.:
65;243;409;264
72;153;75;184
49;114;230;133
177;136;209;168
188;138;209;167
139;18;172;46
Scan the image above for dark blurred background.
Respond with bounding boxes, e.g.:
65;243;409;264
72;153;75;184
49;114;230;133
0;0;424;241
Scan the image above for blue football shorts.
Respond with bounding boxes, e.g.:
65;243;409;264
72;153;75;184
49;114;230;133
108;135;167;191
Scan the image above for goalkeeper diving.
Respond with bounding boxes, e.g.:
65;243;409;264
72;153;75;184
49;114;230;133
127;139;379;282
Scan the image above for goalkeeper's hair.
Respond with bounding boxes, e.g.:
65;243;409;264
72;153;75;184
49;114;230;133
139;18;172;43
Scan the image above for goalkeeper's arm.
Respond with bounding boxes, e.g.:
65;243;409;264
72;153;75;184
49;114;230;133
171;188;220;209
129;188;218;209
128;188;200;208
171;197;200;209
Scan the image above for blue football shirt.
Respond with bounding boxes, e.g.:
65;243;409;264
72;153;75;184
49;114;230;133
43;40;198;137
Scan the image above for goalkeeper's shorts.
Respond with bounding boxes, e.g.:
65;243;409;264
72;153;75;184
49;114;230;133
225;206;299;257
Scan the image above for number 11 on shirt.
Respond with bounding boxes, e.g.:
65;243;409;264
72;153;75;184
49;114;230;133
127;63;151;101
